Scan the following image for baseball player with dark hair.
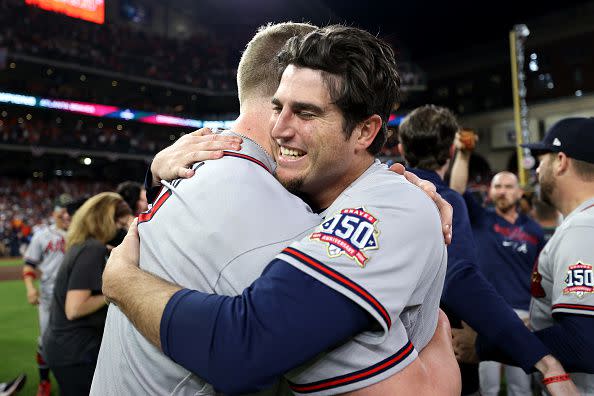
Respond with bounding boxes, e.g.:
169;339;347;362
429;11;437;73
97;24;458;395
398;104;577;395
22;193;72;396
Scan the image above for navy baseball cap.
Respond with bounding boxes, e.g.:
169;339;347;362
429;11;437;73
521;117;594;164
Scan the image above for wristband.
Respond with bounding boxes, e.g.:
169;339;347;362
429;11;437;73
23;270;37;280
542;374;571;385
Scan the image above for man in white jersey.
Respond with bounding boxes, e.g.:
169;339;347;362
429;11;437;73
522;118;594;394
97;24;457;395
23;194;71;396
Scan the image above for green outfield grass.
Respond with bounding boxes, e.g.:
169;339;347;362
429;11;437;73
0;258;22;267
0;280;56;395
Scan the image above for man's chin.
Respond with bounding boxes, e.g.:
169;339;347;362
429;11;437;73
274;172;304;194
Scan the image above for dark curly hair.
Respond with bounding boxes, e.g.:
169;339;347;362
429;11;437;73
277;25;401;155
398;105;459;170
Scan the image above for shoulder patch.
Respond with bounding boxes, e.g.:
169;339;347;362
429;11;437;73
563;262;594;298
310;207;379;267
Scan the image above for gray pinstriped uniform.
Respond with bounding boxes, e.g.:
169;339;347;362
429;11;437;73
530;197;594;395
24;224;66;337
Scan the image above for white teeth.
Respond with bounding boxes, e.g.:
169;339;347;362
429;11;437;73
280;147;304;157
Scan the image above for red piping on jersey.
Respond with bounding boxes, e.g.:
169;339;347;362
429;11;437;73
289;341;414;393
553;303;594;312
581;204;594;212
223;151;271;173
283;247;392;329
138;190;172;223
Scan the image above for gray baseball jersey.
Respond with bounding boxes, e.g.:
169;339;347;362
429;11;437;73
91;132;321;396
279;160;448;395
530;197;594;394
24;224;66;334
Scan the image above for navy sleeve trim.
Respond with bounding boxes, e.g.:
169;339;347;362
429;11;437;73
288;340;414;394
552;303;594;315
282;247;391;330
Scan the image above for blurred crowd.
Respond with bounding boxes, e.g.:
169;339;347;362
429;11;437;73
0;116;170;155
0;177;111;256
0;0;237;91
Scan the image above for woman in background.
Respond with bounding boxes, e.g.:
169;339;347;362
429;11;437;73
43;192;132;396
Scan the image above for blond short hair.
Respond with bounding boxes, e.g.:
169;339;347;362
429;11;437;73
236;22;316;105
66;192;131;250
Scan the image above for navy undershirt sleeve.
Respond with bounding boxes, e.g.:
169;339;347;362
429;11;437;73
462;190;487;226
160;259;373;395
476;315;594;373
441;190;549;371
534;315;594;373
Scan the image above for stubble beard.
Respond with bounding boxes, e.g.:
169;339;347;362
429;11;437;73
275;172;305;196
539;172;556;208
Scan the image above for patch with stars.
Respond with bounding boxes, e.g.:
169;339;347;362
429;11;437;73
563;262;594;298
310;207;379;267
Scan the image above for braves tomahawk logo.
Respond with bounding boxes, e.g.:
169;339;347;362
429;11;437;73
563;262;594;298
310;207;379;267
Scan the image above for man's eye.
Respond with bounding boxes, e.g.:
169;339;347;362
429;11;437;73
299;112;314;119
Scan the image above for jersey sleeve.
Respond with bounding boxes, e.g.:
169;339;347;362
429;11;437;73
23;231;43;266
67;242;107;292
550;225;594;317
277;185;446;345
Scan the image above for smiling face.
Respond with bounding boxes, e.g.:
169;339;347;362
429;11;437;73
270;65;362;207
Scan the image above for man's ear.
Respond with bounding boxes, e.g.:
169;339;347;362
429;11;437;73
355;114;382;150
555;152;570;175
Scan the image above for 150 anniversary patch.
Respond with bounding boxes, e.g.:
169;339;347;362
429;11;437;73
563;262;594;298
310;207;379;267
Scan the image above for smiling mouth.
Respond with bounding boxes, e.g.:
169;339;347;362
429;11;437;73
280;146;306;160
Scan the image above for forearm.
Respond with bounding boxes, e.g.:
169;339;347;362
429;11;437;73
66;294;107;320
449;151;470;194
103;264;181;349
23;271;36;291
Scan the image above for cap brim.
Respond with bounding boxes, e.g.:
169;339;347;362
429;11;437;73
520;142;558;156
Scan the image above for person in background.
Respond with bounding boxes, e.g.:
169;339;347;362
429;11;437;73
22;193;72;396
398;104;576;396
116;181;148;216
531;196;561;242
42;192;132;396
450;132;547;396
